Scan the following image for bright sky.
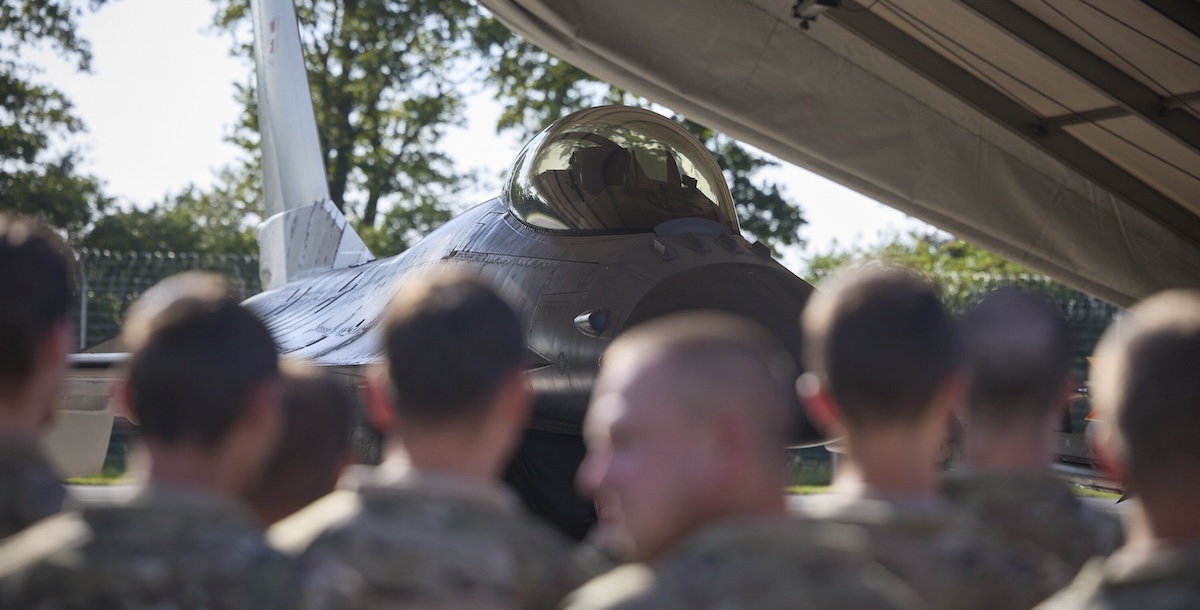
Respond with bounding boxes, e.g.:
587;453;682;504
27;0;932;272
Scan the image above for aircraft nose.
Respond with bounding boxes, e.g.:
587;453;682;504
622;262;824;447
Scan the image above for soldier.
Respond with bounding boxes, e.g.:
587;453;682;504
0;214;71;539
795;266;1064;609
1035;290;1200;609
245;360;356;526
269;271;590;609
561;312;920;610
944;288;1122;575
0;271;291;608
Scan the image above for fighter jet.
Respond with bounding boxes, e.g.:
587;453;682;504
53;0;817;536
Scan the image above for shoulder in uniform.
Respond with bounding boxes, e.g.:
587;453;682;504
0;439;66;540
561;517;923;610
273;466;593;609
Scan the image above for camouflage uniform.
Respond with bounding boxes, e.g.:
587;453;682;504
0;437;65;540
559;516;923;610
269;465;593;610
789;494;1070;610
1034;546;1200;610
0;485;292;609
944;470;1123;574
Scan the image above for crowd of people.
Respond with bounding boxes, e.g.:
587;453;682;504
1;210;1198;609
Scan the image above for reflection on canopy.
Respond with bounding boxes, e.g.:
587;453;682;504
503;106;739;234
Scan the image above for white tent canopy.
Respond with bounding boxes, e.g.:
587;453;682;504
477;0;1200;306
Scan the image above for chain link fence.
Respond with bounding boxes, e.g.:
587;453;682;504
66;249;1121;483
70;250;1120;366
72;249;262;350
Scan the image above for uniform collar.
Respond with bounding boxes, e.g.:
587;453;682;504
339;463;519;513
1101;544;1200;586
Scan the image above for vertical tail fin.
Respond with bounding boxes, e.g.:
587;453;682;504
251;0;373;290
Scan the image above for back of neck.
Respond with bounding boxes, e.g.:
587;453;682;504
961;412;1057;471
388;428;500;484
835;427;943;498
1126;487;1200;550
0;393;50;441
145;441;234;497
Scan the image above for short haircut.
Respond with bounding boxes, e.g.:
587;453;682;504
802;265;957;427
0;214;72;393
382;271;524;421
245;360;354;520
1092;290;1200;489
123;272;279;445
603;312;799;451
960;288;1070;426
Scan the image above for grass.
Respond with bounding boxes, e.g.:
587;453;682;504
66;466;129;486
786;485;832;495
1070;486;1122;500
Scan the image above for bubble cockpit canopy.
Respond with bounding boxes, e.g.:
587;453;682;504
503;106;739;234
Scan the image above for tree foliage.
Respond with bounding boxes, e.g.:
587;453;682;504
202;1;806;256
804;231;1029;283
211;0;474;256
0;0;109;240
81;168;259;255
801;231;1112;315
471;18;806;251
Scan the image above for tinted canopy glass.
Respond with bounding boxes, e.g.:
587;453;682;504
503;106;739;234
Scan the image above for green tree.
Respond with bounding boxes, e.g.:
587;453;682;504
471;21;806;251
0;0;110;240
81;170;259;255
210;1;804;256
801;231;1106;314
211;0;474;257
805;231;1029;282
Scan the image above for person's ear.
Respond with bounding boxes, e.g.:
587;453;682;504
708;410;756;480
796;373;843;436
243;379;283;436
495;369;533;429
362;365;396;433
934;372;967;419
114;377;140;425
1088;418;1127;482
40;320;71;370
1056;374;1082;416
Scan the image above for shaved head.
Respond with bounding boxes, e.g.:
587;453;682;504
580;312;797;561
1092;290;1200;491
381;271;524;423
960;288;1071;427
122;271;279;447
802;265;957;428
599;312;798;450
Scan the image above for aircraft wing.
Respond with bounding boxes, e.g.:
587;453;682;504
477;0;1200;306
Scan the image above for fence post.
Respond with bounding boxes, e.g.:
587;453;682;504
78;253;88;350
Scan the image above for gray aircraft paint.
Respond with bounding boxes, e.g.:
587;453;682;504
244;0;819;440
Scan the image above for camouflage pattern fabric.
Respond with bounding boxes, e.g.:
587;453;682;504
269;465;593;610
1034;546;1200;610
944;470;1123;575
559;517;923;610
789;494;1071;610
0;438;65;540
0;485;291;609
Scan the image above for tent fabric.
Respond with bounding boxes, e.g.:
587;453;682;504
477;0;1200;306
